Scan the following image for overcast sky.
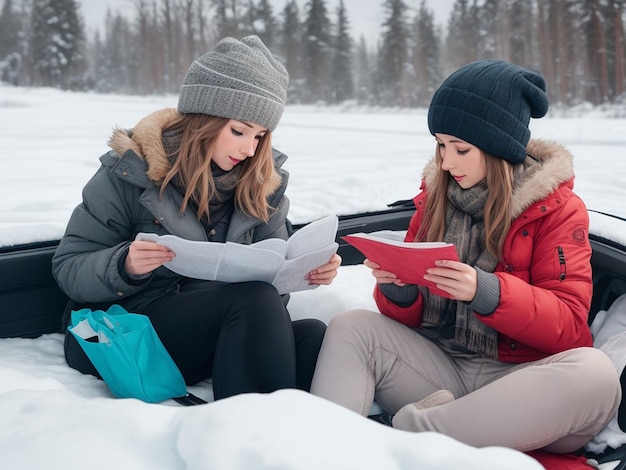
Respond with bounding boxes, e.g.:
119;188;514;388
76;0;456;42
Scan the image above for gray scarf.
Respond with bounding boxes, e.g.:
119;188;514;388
163;131;240;235
421;179;500;358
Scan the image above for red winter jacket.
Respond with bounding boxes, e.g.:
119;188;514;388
526;450;593;469
374;140;593;363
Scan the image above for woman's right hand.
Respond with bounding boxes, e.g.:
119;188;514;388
125;240;175;276
363;258;406;286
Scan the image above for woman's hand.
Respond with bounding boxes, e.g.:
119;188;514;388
125;240;175;276
423;259;477;301
363;258;406;286
306;253;342;285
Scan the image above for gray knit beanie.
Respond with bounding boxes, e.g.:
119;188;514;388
428;60;549;163
177;35;288;132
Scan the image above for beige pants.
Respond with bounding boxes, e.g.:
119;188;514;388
310;309;621;453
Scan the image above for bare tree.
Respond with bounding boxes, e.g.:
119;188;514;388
613;0;625;98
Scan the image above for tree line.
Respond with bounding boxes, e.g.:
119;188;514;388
0;0;624;108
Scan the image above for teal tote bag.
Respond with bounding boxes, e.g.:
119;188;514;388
68;304;191;403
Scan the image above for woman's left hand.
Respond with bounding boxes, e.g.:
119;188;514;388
423;259;478;301
306;253;342;286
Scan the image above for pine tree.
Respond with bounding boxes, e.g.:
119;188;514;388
93;9;133;93
410;0;440;107
444;0;475;71
0;0;23;85
252;0;278;50
29;0;85;89
476;0;502;58
279;0;304;102
30;0;84;89
376;0;410;106
330;0;353;103
0;0;20;58
302;0;333;103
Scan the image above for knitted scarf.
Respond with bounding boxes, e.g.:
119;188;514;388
421;179;500;358
163;131;240;234
207;162;240;214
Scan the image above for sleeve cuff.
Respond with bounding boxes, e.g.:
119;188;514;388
470;267;500;315
378;283;419;308
117;245;152;286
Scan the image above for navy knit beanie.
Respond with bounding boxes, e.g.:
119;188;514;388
428;60;549;164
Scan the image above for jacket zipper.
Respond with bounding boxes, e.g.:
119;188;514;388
558;246;566;281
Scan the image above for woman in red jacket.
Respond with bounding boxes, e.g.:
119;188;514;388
310;60;621;453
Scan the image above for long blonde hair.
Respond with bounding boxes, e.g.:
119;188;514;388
159;113;281;223
417;144;515;258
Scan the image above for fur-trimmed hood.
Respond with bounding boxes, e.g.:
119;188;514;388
421;139;576;220
107;108;180;183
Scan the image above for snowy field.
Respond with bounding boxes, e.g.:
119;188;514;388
1;86;625;241
1;85;625;469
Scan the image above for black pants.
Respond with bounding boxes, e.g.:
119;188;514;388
64;281;326;400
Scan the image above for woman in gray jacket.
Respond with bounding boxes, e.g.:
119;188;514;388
52;36;341;400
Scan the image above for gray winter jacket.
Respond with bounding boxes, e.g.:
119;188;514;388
52;109;290;312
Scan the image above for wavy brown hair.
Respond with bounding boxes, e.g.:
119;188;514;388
417;144;515;258
159;113;281;223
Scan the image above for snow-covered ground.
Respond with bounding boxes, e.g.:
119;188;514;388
1;85;625;469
